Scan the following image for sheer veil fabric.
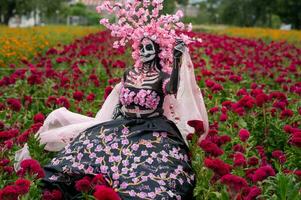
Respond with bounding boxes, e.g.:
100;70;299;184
14;47;209;171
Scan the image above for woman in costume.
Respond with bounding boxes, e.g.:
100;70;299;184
14;1;209;199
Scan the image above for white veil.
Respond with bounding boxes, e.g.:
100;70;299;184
14;47;209;171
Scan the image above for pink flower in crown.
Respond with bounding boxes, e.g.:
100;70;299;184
96;0;198;72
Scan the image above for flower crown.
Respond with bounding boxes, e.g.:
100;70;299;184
96;0;200;73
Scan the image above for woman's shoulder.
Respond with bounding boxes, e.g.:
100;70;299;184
123;66;134;81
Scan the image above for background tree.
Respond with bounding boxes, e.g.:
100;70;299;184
275;0;301;29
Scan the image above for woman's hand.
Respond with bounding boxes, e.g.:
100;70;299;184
173;39;186;58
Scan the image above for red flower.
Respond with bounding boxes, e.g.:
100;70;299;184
204;157;231;177
247;156;259;166
233;152;247;167
93;185;121;200
46;96;57;107
15;178;31;195
104;86;113;100
92;174;107;186
244;186;262;200
238;128;250;142
57;96;70;109
186;133;194;141
33;113;45;124
187;120;204;136
18;159;45;179
272;150;286;164
75;176;91;192
199;139;224;157
290;131;301;147
232;144;245;153
219;113;228;122
7;98;22;112
209;106;219;114
0;185;19;200
217;135;231;146
220;174;248;192
280;109;294;119
42;189;63;200
255;93;269;106
252;165;275;182
73;91;84;101
0;158;10;166
86;93;96;102
24;95;32;107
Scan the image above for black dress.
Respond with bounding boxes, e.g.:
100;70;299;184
42;67;196;200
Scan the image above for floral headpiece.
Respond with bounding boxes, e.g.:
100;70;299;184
96;0;200;72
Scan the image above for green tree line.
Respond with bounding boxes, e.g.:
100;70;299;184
194;0;301;29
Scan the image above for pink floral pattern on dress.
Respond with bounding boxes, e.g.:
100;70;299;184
120;86;160;110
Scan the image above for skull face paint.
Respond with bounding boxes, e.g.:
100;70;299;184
139;38;156;63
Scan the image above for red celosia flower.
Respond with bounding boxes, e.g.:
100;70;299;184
199;139;224;157
93;185;121;200
233;152;247;167
209;106;219;114
244;186;262;200
272;150;286;164
0;185;19;200
7;98;22;112
204;157;231;177
33;113;45;124
24;95;32;107
252;165;275;182
280;109;294;119
0;158;10;166
290;131;301;147
255;93;269;106
18;159;45;179
187;120;204;136
15;178;31;195
238;128;250;142
219;113;228;122
3;166;14;175
0;129;19;141
186;133;194;141
75;176;91;192
87;93;96;102
232;144;245;153
247;156;259;166
104;86;113;100
220;174;248;192
42;189;63;200
217;135;231;146
57;96;70;109
92;174;107;186
46;96;57;107
73;91;84;101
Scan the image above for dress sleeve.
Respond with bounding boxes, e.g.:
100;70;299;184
162;57;181;95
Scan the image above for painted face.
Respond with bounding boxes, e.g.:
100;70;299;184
139;38;156;63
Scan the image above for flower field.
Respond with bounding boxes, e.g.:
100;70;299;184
0;28;300;199
0;26;99;68
216;27;301;44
